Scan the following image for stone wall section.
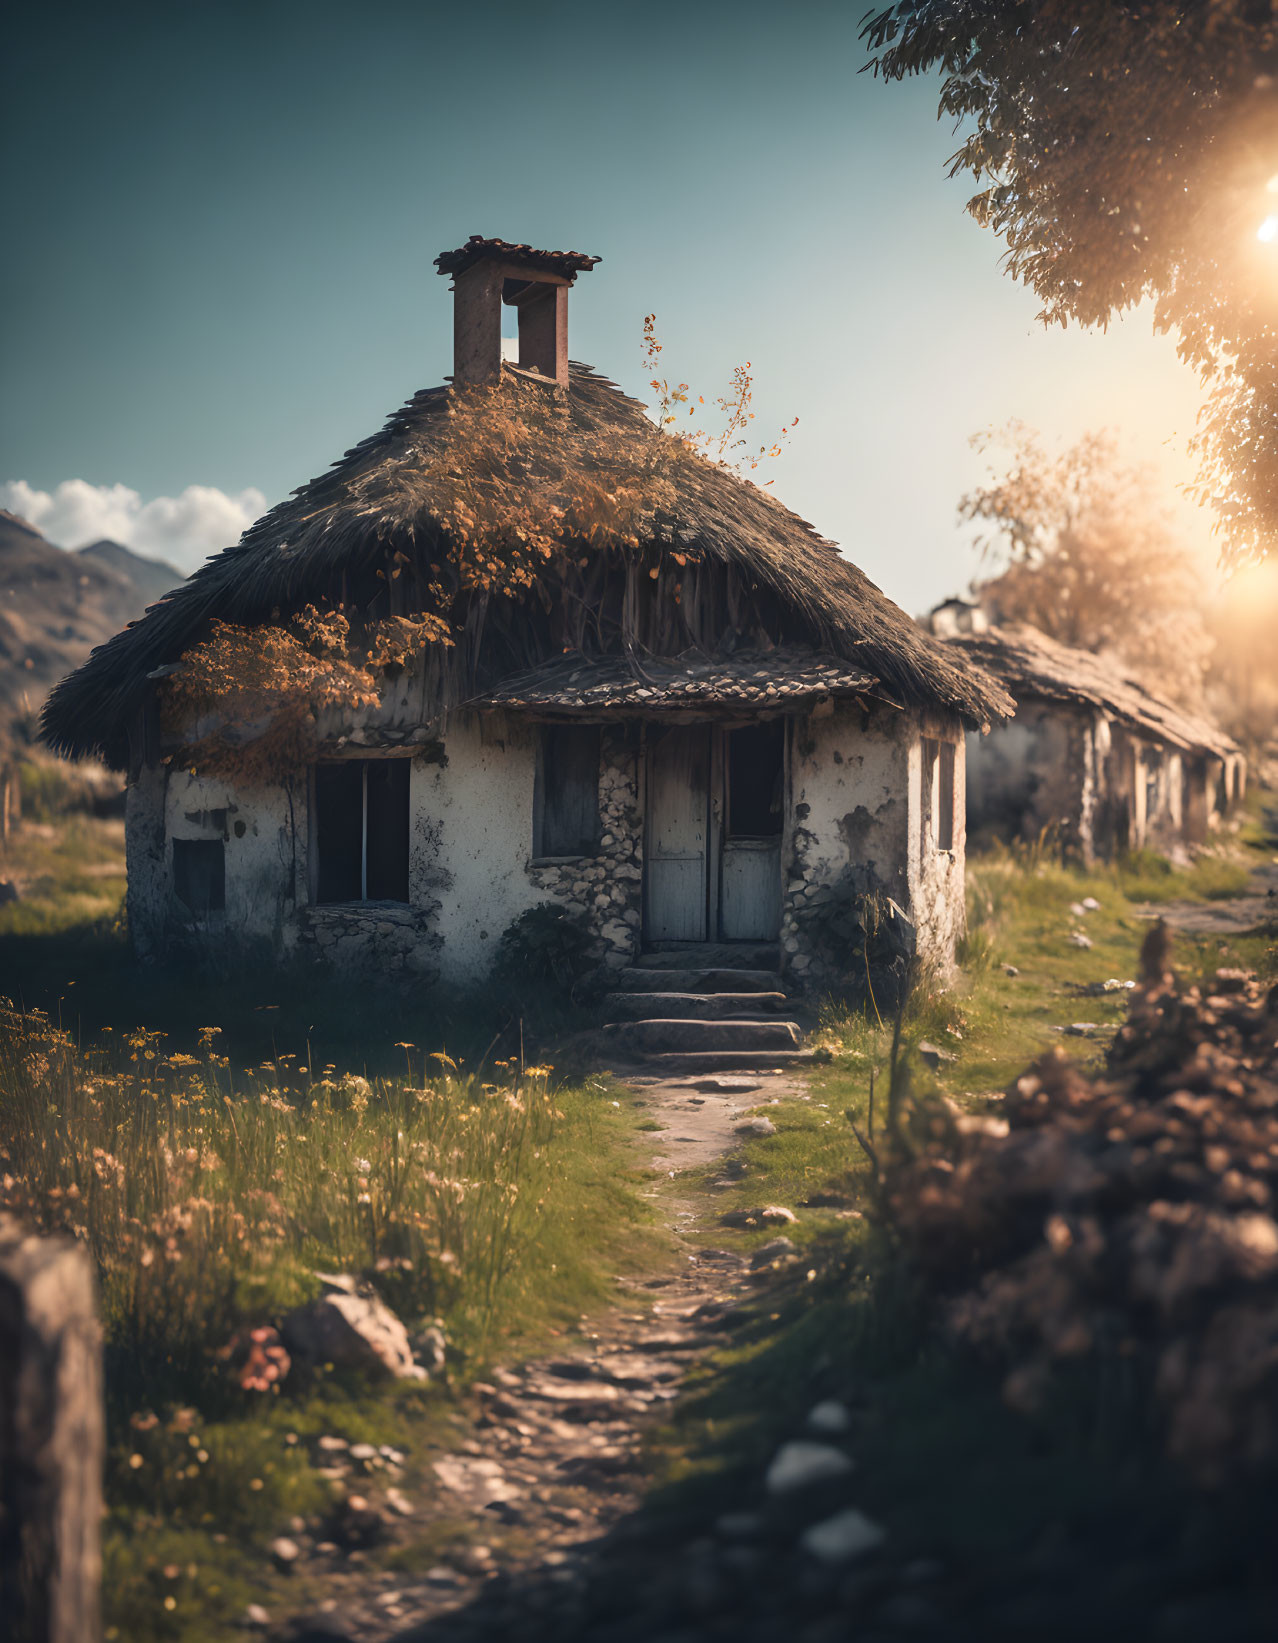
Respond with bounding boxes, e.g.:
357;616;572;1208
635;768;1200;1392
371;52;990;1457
525;726;643;971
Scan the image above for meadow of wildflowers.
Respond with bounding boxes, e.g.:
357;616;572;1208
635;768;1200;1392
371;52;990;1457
0;996;651;1640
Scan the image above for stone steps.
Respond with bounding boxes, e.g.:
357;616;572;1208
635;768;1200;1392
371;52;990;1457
640;1049;819;1074
602;991;789;1021
613;968;781;995
602;1018;802;1056
635;943;780;971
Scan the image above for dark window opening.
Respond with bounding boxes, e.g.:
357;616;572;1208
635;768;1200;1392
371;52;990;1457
727;722;784;838
536;725;600;857
173;837;225;915
315;759;410;904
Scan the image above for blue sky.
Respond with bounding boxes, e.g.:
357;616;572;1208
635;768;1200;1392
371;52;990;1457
1;0;1208;609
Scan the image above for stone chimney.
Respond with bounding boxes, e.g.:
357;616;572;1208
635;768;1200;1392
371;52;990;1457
434;236;601;390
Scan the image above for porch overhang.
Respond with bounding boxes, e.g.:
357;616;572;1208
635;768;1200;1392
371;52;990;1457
471;648;891;717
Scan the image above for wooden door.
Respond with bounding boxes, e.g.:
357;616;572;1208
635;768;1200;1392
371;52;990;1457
644;725;711;941
720;722;783;941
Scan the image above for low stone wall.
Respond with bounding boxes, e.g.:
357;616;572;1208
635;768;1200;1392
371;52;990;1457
0;1219;103;1643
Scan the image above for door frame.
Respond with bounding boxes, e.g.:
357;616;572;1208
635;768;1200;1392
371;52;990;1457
641;717;788;946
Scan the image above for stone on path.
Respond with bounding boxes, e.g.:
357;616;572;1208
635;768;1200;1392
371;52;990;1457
765;1440;853;1495
806;1400;851;1436
283;1274;426;1381
801;1507;885;1564
751;1236;798;1269
735;1115;776;1137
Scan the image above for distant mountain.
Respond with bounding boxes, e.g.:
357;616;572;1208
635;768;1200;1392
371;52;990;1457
78;537;183;606
0;511;185;737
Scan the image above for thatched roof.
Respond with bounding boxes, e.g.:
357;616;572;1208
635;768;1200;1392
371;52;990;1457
43;366;1011;767
945;623;1239;761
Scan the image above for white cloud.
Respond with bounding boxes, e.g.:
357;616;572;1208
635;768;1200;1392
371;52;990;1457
1;478;268;571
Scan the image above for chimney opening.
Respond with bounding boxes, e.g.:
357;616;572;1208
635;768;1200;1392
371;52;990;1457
434;237;601;391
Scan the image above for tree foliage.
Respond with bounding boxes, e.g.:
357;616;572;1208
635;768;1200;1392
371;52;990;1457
865;2;1278;562
963;422;1214;705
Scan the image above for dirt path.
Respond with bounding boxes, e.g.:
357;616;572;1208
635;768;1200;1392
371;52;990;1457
1131;856;1278;936
274;1070;803;1643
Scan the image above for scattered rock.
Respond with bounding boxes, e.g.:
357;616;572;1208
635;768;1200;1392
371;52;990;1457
801;1190;857;1210
244;1604;271;1629
1082;896;1101;912
384;1487;413;1517
735;1116;776;1138
800;1507;885;1564
765;1440;853;1495
282;1274;427;1381
1068;931;1093;949
270;1535;301;1567
1069;901;1087;918
1063;1023;1101;1036
1003;965;1020;977
750;1236;798;1269
806;1400;851;1436
329;1493;384;1548
692;1077;762;1094
411;1323;448;1375
1083;978;1136;996
917;1041;957;1069
720;1204;796;1229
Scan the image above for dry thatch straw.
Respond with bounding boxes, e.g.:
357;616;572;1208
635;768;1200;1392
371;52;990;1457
946;622;1239;760
43;366;1011;768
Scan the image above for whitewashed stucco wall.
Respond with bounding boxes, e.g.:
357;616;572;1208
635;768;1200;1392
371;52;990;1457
126;697;964;986
781;699;962;984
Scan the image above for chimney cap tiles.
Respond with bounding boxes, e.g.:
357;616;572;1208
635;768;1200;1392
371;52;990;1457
434;235;601;282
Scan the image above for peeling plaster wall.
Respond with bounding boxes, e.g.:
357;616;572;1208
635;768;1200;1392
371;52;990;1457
781;699;962;987
909;721;967;971
161;769;301;959
412;715;641;983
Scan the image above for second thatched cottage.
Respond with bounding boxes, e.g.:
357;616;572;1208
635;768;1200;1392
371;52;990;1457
44;238;1009;1001
928;600;1245;863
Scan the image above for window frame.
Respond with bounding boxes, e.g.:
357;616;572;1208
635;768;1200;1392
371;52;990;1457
311;756;411;907
533;723;601;862
922;736;957;856
172;836;226;918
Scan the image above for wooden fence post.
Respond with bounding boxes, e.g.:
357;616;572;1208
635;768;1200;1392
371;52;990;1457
0;1218;103;1643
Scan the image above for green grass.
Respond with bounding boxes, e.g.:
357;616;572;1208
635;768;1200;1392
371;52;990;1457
0;998;664;1642
640;817;1278;1632
0;814;127;938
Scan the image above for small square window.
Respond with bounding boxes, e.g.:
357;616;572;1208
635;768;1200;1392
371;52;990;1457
314;759;410;904
173;837;225;915
535;726;600;858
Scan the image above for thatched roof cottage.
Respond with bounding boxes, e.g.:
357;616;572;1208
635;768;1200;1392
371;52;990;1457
44;238;1009;1000
929;602;1245;863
